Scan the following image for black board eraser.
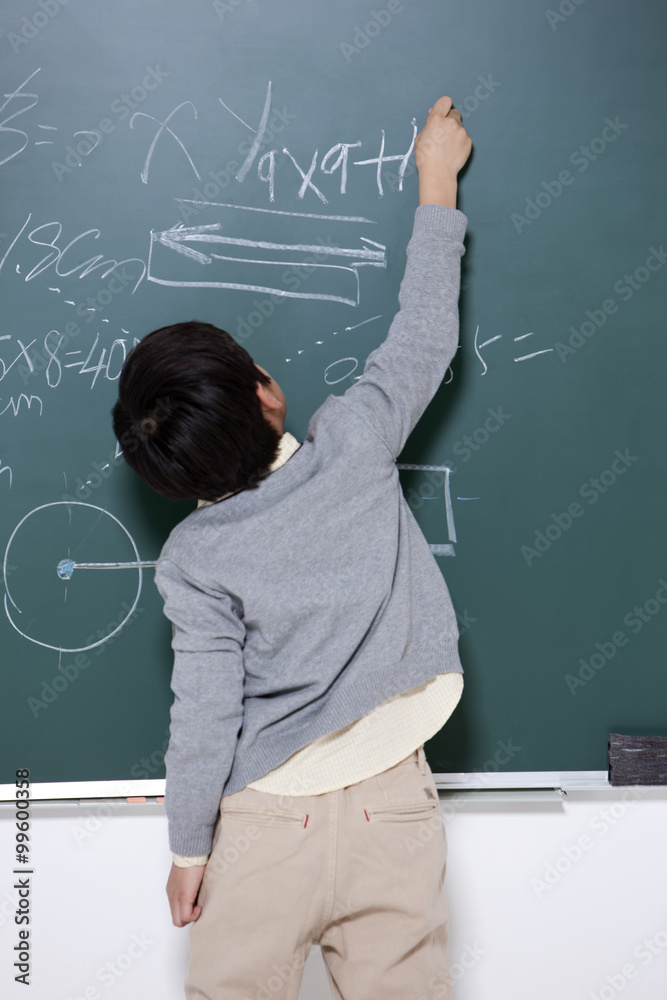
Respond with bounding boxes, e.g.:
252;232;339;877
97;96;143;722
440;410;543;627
608;733;667;786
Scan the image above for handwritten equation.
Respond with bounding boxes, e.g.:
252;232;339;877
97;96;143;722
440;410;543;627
3;71;415;201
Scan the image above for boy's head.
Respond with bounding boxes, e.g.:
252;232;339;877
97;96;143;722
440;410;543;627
111;321;284;502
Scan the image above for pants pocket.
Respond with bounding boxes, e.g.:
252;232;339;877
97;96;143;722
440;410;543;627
221;789;308;828
220;805;308;828
368;752;442;822
364;797;441;822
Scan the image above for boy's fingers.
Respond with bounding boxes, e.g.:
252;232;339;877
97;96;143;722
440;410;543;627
428;95;454;118
172;898;200;927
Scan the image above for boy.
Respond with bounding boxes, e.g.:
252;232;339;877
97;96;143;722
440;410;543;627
112;95;471;999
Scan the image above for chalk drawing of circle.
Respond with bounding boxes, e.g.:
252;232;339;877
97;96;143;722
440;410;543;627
3;501;143;653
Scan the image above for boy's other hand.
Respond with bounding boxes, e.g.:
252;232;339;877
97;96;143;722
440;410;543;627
415;95;472;208
166;862;206;927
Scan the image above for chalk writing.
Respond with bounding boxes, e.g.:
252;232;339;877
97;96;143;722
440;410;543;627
0;214;147;292
130;101;201;184
0;69;41;168
0;394;43;418
473;325;554;375
0;336;36;381
0;459;12;487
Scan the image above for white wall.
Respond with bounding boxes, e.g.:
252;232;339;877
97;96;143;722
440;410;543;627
1;789;666;1000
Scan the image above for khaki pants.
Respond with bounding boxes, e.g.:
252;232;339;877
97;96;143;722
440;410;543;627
186;746;450;1000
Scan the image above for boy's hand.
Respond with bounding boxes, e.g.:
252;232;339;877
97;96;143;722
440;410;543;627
415;95;472;208
166;862;206;927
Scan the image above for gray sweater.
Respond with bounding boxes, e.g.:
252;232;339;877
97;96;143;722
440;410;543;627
155;203;468;856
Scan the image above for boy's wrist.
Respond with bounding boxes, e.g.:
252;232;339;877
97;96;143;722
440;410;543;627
418;177;458;209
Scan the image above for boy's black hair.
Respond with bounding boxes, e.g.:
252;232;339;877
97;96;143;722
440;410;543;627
111;321;281;502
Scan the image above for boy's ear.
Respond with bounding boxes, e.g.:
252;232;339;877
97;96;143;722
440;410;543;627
255;380;281;410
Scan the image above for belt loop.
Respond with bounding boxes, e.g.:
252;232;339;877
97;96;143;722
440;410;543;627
417;745;426;775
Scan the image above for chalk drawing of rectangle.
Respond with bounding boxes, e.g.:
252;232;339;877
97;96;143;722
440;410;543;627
147;202;387;306
396;463;456;557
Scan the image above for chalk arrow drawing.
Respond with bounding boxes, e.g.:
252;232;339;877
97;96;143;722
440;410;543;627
147;204;387;306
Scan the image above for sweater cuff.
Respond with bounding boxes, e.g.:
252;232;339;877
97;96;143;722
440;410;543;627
173;852;210;868
169;825;215;857
412;204;468;243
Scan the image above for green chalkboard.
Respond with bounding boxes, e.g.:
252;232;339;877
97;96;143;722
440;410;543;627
1;0;666;788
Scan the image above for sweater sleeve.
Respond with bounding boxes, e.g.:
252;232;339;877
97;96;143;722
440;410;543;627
338;204;467;458
154;557;246;857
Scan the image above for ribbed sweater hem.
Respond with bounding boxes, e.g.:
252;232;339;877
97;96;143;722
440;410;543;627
167;638;461;856
228;638;462;790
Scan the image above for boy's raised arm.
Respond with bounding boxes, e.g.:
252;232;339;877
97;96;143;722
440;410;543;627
339;97;472;458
